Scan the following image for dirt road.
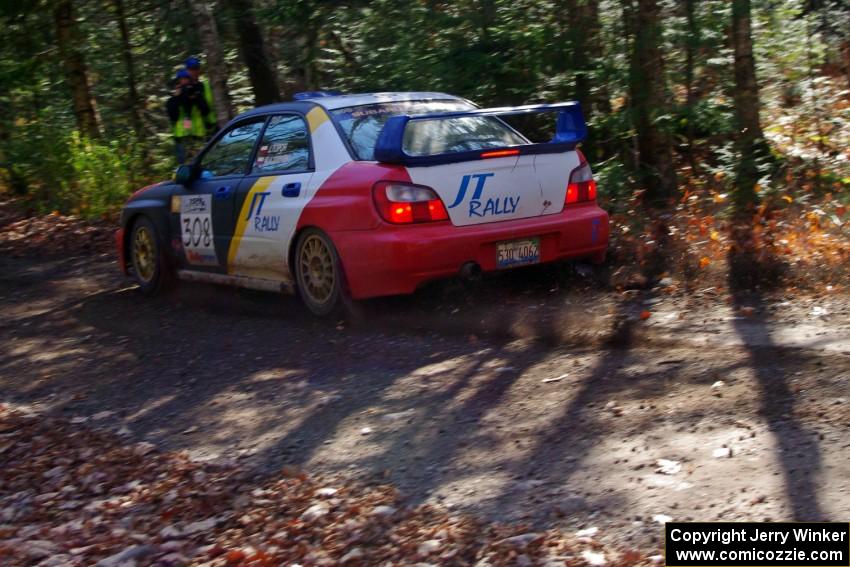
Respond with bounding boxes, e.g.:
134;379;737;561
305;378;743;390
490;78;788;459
1;251;849;550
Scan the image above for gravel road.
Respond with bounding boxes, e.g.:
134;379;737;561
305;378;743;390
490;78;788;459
1;252;849;549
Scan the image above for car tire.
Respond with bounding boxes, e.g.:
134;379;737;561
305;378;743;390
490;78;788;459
294;228;348;317
129;215;172;295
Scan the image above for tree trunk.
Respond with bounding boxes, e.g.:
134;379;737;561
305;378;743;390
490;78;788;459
731;0;765;212
0;120;26;195
186;0;234;127
585;0;611;115
683;0;699;168
302;24;320;91
564;0;593;157
223;0;282;105
628;0;677;206
53;0;101;139
112;0;145;137
559;0;607;160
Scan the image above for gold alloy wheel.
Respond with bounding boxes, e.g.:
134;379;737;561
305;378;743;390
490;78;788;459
132;226;156;283
299;234;336;305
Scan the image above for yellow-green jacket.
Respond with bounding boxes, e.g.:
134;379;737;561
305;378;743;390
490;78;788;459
173;81;216;137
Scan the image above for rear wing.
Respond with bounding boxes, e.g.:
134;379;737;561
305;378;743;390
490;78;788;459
374;101;586;166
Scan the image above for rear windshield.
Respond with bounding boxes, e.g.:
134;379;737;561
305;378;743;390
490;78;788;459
330;100;528;160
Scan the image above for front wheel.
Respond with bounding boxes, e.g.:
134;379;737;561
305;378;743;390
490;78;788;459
130;216;171;295
294;228;347;317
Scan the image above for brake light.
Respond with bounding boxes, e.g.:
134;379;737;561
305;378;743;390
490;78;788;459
373;181;449;224
564;158;597;207
481;148;520;159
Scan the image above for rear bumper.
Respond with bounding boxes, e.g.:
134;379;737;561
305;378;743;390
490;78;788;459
332;203;609;299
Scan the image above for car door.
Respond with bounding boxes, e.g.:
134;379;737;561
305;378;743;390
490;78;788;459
228;113;315;282
172;118;265;273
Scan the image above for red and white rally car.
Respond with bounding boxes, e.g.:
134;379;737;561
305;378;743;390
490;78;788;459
117;92;609;315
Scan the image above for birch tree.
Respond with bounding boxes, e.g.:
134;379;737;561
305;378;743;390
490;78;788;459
53;0;101;138
186;0;234;127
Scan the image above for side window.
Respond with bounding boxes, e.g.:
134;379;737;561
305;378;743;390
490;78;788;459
253;114;311;173
199;120;265;178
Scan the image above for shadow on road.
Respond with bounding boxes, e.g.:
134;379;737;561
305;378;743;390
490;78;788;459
474;216;685;522
0;259;560;477
0;231;835;530
727;222;824;521
0;253;634;521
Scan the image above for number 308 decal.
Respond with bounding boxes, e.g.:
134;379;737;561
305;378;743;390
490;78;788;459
182;216;212;247
179;194;218;266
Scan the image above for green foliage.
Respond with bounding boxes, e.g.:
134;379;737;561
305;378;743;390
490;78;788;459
3;112;171;218
59;132;141;218
0;0;848;217
678;99;736;140
594;157;633;210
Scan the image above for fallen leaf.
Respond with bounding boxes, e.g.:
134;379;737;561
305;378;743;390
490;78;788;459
656;459;682;475
582;550;607;566
575;527;599;538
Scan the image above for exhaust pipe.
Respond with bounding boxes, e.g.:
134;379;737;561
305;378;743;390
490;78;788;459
459;261;482;283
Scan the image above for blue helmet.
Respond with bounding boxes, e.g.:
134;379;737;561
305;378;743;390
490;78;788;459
184;57;201;69
176;69;191;79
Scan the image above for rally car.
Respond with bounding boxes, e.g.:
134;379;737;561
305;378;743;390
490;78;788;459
116;91;609;316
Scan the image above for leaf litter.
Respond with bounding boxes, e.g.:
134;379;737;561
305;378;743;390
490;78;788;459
0;405;656;566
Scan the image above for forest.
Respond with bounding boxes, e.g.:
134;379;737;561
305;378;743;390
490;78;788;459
0;0;848;287
2;3;850;564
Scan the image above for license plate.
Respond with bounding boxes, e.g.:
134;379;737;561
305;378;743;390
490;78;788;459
496;238;540;269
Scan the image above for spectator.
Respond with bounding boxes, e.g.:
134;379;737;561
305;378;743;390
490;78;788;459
184;56;217;136
166;69;210;164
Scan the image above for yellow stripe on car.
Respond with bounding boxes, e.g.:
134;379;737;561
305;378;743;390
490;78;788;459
227;175;277;274
306;106;329;133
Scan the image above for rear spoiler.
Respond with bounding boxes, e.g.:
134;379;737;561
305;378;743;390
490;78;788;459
374;101;586;167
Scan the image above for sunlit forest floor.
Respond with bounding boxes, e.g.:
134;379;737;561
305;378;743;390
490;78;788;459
604;75;849;296
1;242;849;565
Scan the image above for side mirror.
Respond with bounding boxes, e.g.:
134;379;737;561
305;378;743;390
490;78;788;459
174;164;195;186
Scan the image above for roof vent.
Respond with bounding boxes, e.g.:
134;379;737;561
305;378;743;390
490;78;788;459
293;91;343;100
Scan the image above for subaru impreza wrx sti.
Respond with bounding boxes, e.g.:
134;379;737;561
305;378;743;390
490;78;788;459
116;91;609;315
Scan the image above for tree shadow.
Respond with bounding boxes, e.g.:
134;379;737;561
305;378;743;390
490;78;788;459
8;224;829;532
330;338;550;507
317;217;688;515
471;215;681;521
0;257;553;502
727;221;824;520
0;251;645;529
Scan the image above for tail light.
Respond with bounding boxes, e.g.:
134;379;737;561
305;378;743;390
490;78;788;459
564;155;597;207
373;181;449;224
